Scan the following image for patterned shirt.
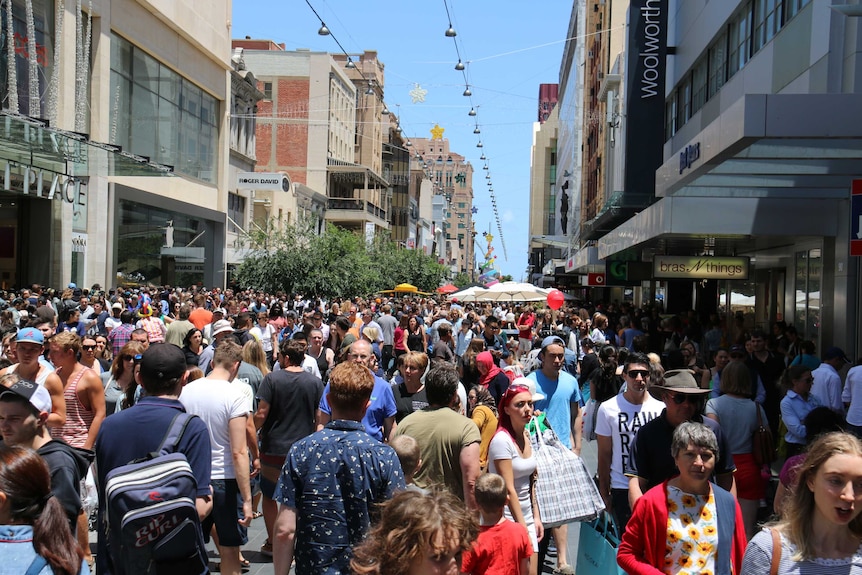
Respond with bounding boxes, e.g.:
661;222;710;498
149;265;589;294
108;323;134;358
665;486;718;575
274;419;405;575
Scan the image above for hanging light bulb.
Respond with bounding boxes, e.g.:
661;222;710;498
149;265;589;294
345;58;355;69
406;140;412;147
455;60;465;71
476;140;483;148
483;164;488;170
486;173;491;179
445;25;457;37
468;108;477;117
318;23;331;36
382;105;389;115
473;126;480;134
463;86;472;97
480;153;486;160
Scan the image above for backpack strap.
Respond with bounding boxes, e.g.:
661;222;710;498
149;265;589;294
770;529;782;575
157;412;195;456
24;555;47;575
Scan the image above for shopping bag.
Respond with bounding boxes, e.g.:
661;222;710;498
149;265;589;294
576;512;626;575
531;423;605;527
583;398;599;442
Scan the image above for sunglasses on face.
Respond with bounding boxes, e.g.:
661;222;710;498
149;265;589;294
82;345;96;351
627;369;650;379
668;392;701;405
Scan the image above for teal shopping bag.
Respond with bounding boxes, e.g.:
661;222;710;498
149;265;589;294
576;512;626;575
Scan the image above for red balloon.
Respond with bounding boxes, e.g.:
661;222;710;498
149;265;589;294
547;289;564;310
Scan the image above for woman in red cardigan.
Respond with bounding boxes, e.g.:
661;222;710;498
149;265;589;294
618;421;747;575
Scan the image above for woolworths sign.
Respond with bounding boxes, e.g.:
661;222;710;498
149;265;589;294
653;256;750;280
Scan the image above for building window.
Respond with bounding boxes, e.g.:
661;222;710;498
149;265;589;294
708;33;728;99
110;34;219;183
262;81;273;100
0;0;57;118
754;0;782;51
786;0;811;20
728;3;752;78
228;193;246;233
691;59;708;114
677;77;692;128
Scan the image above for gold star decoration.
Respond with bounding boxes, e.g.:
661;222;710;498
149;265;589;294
410;83;428;103
430;124;445;140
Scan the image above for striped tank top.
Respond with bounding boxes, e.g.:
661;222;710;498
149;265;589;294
51;367;95;448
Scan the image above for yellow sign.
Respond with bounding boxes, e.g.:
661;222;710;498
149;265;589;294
653;256;750;279
430;124;444;140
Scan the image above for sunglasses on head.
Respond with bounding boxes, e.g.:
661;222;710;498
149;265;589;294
667;392;702;405
627;369;650;379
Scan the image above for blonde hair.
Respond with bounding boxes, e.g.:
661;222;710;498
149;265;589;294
242;340;270;376
773;432;862;560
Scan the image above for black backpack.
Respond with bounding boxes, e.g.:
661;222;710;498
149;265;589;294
104;413;208;575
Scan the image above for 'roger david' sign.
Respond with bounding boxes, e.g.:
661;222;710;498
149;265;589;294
236;172;291;192
653;256;750;280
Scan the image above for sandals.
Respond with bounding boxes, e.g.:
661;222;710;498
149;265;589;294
252;511;263;519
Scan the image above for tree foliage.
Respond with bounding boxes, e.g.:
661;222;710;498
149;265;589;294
235;217;448;298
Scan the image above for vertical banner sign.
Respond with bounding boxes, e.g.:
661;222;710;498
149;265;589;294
851;179;862;256
624;0;668;206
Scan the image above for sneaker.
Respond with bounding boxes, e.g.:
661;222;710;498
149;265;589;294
260;539;273;557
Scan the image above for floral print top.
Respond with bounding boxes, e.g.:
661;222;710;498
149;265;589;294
274;419;405;574
664;485;719;575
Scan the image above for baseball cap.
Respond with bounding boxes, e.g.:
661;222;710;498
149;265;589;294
16;327;44;346
729;344;746;355
111;302;123;310
823;346;850;363
512;376;545;402
540;335;565;351
212;307;226;315
67;282;77;289
211;319;234;337
0;378;52;414
139;343;187;382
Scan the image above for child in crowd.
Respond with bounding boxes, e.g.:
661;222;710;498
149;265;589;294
350;490;477;575
389;435;426;493
461;473;532;575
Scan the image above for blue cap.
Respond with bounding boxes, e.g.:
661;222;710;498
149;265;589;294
540;335;565;351
16;327;44;345
67;282;77;289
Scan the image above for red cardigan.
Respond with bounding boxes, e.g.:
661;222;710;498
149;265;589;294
617;480;747;575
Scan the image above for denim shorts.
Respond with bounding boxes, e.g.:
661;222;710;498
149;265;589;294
202;479;248;547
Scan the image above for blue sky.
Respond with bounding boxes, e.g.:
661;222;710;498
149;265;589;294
232;1;574;280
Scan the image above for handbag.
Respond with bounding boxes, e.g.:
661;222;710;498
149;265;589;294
530;421;605;527
752;404;776;466
575;511;626;575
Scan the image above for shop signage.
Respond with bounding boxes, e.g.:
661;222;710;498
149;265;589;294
679;142;701;174
653;255;750;279
1;161;86;206
624;0;668;204
236;172;291;192
587;273;606;286
175;263;205;273
851;179;862;256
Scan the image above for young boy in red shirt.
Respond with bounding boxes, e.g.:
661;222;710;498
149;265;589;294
461;473;532;575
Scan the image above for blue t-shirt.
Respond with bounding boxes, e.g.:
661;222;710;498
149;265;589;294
319;375;397;441
528;369;582;449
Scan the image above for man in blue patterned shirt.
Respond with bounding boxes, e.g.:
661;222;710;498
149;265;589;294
272;361;405;575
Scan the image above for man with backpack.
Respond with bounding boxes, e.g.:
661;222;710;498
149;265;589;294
94;343;213;575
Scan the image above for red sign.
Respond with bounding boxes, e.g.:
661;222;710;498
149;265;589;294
587;273;606;286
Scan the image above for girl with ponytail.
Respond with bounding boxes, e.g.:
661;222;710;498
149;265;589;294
0;445;86;574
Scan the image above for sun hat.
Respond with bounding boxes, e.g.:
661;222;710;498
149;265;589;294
650;369;711;395
512;376;546;402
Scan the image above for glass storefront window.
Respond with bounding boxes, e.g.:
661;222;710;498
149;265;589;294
0;0;54;118
794;248;821;343
109;34;219;183
116;200;206;287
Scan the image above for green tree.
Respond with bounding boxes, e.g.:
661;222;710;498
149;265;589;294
500;274;513;282
452;272;472;288
235;218;447;298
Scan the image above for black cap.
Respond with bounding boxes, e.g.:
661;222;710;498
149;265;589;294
139;343;186;381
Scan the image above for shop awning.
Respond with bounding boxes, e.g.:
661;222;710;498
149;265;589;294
0;111;175;179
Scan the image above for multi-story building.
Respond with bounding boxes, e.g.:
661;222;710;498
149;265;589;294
411;136;475;276
576;0;862;354
235;41;389;238
0;0;234;289
528;85;564;287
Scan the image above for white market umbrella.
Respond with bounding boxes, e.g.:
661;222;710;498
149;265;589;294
473;281;550;302
449;286;489;302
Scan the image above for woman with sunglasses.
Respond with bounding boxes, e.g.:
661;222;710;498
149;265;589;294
488;380;544;575
78;336;109;375
779;365;823;458
101;341;147;415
